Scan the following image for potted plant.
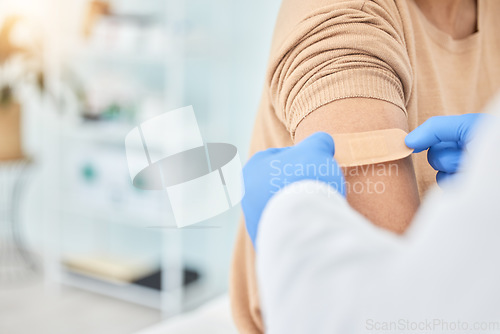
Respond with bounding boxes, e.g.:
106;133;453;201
0;16;44;160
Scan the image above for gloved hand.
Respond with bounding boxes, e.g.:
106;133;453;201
241;132;345;247
405;113;483;185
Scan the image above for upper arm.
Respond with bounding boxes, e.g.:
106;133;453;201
268;0;412;138
295;98;420;232
267;0;418;231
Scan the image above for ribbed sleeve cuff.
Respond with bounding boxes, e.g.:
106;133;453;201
288;68;407;139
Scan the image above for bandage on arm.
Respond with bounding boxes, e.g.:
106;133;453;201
333;128;413;167
295;98;420;233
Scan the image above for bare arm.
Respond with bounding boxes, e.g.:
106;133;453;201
295;98;420;233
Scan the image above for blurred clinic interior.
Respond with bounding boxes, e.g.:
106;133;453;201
0;0;280;333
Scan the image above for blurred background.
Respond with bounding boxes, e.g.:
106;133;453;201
0;0;280;333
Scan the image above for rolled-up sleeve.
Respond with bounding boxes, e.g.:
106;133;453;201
267;0;413;138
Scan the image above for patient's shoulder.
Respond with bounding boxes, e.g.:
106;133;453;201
271;0;407;52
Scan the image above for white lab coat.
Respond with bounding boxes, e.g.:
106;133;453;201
256;97;500;334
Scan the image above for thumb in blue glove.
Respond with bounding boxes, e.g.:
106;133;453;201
405;114;483;185
241;132;345;247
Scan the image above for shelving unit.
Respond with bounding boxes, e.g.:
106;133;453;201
40;0;239;317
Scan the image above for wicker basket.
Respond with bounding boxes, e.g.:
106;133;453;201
0;102;23;161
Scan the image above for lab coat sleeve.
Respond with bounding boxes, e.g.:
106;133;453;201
255;180;401;334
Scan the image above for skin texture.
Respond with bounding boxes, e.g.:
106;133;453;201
414;0;478;39
295;98;420;233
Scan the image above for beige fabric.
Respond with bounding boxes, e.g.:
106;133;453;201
230;0;500;333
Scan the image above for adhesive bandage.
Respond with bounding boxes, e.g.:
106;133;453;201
332;128;413;167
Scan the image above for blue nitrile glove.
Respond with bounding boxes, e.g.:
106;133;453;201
405;114;483;185
241;132;346;247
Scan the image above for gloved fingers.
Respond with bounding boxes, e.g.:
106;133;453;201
436;171;454;186
295;132;335;156
268;147;289;153
427;142;462;173
405;114;482;153
263;147;291;155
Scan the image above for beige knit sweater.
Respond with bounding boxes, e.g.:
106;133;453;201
230;0;500;332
